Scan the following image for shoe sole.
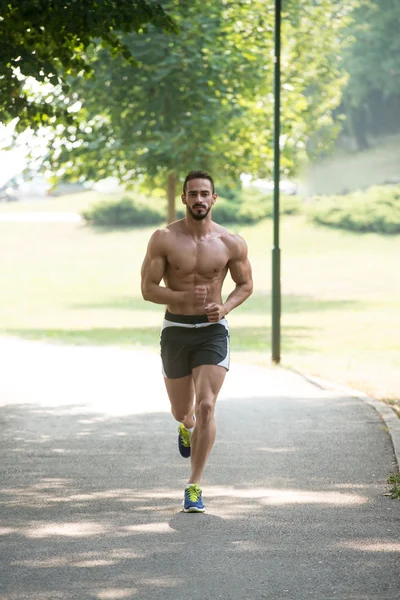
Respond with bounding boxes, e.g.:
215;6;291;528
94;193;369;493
178;446;191;458
183;507;206;513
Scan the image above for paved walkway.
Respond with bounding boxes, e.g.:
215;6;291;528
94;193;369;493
0;338;399;600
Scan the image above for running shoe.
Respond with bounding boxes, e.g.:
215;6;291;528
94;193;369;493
183;484;205;513
178;423;191;458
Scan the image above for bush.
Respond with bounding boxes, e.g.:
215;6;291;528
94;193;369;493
81;189;303;228
213;197;247;223
177;188;302;224
82;197;164;227
175;197;246;223
308;185;400;234
241;188;302;218
215;184;242;202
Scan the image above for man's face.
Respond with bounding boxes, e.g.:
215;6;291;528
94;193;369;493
182;178;217;221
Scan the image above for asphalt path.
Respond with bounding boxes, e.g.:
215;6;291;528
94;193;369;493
0;338;399;600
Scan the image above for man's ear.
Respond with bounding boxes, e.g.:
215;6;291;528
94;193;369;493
212;193;218;204
181;194;187;205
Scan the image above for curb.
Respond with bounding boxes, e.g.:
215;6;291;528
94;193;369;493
289;369;400;472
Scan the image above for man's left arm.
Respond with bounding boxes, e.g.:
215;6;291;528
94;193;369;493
206;236;253;322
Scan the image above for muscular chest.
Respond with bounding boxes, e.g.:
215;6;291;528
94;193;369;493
166;238;229;278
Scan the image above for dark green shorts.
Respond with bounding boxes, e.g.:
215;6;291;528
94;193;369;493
160;311;230;379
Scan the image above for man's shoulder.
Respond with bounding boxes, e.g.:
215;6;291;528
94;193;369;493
166;218;186;233
150;219;183;242
215;224;247;253
211;224;248;261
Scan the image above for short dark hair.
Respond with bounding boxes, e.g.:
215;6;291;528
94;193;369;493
183;170;215;195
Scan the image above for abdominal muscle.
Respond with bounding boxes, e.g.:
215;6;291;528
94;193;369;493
164;269;227;316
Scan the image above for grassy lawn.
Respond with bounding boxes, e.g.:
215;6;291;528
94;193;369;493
0;193;399;408
0;190;100;213
303;132;400;195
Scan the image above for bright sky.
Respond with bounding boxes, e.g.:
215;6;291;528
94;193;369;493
0;77;60;185
0;120;51;186
0;121;28;186
0;148;28;186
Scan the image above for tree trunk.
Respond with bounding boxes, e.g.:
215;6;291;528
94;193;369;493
349;105;370;151
167;171;176;224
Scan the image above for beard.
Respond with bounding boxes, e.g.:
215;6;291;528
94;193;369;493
187;204;212;221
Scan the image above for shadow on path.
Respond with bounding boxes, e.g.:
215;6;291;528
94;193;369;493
1;392;399;600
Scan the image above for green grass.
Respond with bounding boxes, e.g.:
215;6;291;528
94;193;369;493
0;196;399;409
0;190;99;213
303;133;400;195
0;189;159;214
387;474;400;499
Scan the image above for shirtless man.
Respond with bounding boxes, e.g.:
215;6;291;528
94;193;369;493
141;170;253;512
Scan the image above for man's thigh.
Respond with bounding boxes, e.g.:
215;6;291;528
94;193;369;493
192;364;227;402
164;374;195;415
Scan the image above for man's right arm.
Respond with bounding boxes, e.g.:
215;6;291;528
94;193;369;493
141;229;184;305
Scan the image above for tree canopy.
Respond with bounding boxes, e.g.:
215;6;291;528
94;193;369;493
37;0;349;219
340;0;400;147
0;0;176;127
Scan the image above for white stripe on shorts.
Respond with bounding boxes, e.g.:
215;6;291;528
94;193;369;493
162;317;229;332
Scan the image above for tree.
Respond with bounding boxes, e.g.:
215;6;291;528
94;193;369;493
43;0;273;220
0;0;176;129
340;0;400;147
26;1;351;220
247;0;351;168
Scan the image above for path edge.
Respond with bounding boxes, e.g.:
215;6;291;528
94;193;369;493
286;367;400;472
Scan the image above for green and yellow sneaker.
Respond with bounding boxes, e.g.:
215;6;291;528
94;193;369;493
178;423;192;458
183;484;205;513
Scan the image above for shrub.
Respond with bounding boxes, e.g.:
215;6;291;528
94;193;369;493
240;188;302;219
177;188;302;224
176;197;244;223
213;197;246;223
81;189;303;228
82;197;164;227
215;184;242;202
134;194;274;225
308;185;400;234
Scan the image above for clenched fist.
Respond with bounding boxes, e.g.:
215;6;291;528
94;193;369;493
205;302;226;322
183;285;208;306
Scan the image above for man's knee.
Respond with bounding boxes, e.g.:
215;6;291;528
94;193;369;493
171;407;185;422
170;404;192;423
195;397;215;423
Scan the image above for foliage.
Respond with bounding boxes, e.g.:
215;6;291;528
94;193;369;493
308;185;400;234
240;189;302;218
82;196;164;226
189;191;301;222
43;1;272;183
37;0;350;199
342;0;400;104
273;0;350;166
0;0;176;129
388;474;400;500
82;190;302;227
340;0;400;145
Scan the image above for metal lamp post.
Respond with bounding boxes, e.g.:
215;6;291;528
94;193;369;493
272;0;281;364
